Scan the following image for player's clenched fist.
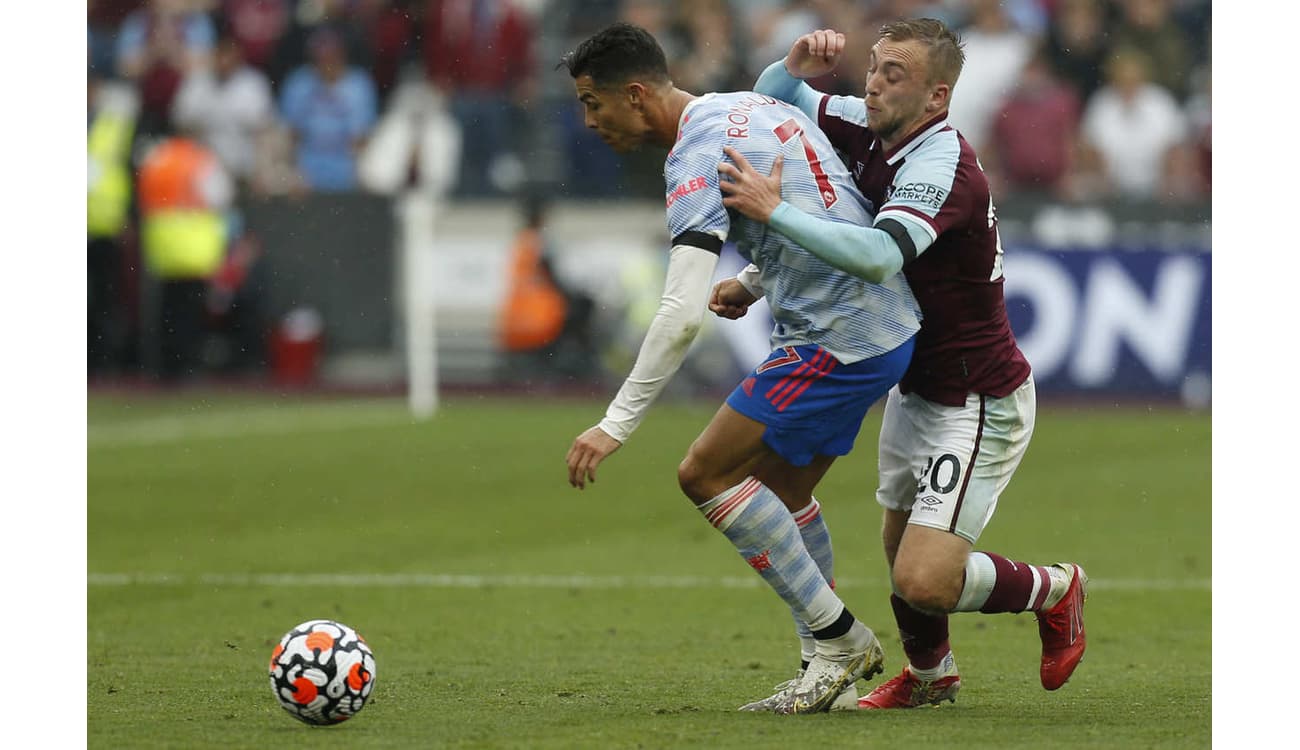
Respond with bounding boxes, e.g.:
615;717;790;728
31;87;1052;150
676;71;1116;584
709;278;758;320
786;29;846;80
566;425;622;489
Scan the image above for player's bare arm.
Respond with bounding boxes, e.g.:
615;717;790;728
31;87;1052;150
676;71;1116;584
786;29;847;79
718;146;784;223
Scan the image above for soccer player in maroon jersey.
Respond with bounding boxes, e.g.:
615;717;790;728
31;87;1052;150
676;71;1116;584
711;21;1088;709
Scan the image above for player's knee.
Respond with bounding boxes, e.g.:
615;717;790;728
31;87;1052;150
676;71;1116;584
677;456;714;505
892;565;959;614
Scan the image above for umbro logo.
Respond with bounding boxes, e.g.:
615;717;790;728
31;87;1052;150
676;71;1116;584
919;495;943;506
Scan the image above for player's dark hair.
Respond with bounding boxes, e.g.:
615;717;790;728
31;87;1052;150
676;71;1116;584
879;18;966;87
560;22;670;88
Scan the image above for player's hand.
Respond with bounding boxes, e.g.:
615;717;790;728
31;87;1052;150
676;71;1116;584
785;29;846;79
709;278;758;319
566;425;622;489
719;146;784;223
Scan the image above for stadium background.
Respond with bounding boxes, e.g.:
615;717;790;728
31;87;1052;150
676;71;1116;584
86;0;1211;407
83;1;1215;748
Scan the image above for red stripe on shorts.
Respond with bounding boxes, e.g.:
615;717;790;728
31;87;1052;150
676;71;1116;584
774;350;837;412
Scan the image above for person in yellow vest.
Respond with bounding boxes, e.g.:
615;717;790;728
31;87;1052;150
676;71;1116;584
88;70;138;375
136;130;233;380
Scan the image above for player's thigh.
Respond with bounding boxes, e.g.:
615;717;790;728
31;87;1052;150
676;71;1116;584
678;402;772;503
883;377;1036;544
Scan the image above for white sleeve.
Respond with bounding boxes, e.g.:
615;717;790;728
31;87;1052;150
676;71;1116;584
736;263;765;298
596;244;719;443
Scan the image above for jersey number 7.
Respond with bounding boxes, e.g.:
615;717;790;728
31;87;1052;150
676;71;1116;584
774;118;838;210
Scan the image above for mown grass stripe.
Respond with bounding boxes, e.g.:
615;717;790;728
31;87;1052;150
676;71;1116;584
86;572;1211;591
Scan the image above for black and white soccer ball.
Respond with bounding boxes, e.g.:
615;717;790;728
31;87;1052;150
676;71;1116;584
269;619;376;725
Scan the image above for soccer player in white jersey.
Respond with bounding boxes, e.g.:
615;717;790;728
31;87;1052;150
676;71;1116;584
560;23;922;713
713;21;1088;709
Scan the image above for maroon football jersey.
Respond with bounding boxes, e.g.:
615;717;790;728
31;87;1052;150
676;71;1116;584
817;100;1032;406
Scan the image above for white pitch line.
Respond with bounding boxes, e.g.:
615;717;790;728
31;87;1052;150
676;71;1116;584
87;403;410;447
86;572;1211;592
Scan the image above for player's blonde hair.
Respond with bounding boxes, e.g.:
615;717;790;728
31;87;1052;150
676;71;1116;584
878;18;965;88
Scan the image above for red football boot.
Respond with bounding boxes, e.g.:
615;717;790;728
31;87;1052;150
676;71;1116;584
858;665;961;709
1036;563;1089;690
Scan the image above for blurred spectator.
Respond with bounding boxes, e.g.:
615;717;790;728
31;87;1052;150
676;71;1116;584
279;27;379;192
172;27;276;185
1109;0;1192;99
497;197;598;381
88;69;140;375
986;47;1082;200
747;1;821;84
136;135;233;380
1080;48;1188;200
267;0;372;91
424;0;535;197
669;0;749;93
947;0;1034;153
619;0;684;62
996;0;1050;36
352;0;423;106
1043;0;1108;102
356;77;462;196
115;0;217;136
497;198;568;370
89;0;142;76
220;0;291;72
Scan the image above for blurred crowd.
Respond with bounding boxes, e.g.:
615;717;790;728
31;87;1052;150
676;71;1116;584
558;0;1211;203
87;0;1210;381
88;0;1211;203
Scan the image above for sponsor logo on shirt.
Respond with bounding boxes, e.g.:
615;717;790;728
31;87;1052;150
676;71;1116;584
666;176;709;208
888;181;948;209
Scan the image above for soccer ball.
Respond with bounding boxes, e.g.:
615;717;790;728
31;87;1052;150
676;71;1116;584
269;619;376;725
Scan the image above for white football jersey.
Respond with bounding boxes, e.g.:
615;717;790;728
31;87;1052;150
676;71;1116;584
665;92;921;363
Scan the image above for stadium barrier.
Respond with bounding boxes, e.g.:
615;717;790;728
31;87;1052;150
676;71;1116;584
241;194;1210;406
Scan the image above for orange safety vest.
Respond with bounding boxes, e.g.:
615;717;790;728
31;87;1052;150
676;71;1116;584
136;138;227;279
498;228;568;352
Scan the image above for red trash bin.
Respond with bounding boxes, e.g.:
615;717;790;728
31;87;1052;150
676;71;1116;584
269;308;324;386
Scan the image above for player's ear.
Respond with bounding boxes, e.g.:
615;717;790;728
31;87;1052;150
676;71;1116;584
929;82;951;113
626;81;647;107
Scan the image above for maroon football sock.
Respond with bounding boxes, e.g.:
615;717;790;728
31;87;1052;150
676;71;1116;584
890;593;950;670
976;551;1055;614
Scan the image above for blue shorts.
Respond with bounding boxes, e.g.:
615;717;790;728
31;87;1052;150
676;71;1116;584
726;339;915;467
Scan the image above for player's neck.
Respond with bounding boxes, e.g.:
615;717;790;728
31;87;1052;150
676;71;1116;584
650;87;698;147
880;109;947;152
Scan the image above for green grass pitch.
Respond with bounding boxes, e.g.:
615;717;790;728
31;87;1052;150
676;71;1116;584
87;392;1211;748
